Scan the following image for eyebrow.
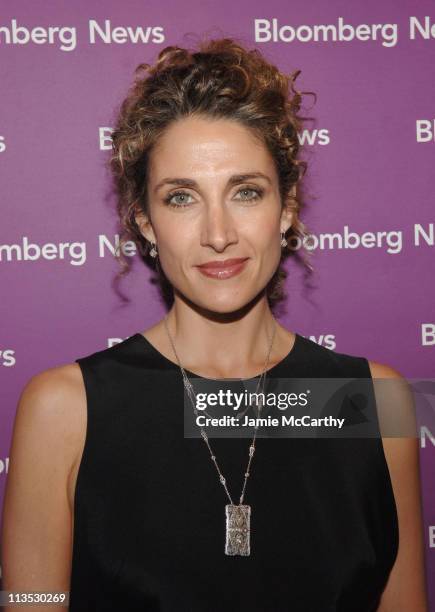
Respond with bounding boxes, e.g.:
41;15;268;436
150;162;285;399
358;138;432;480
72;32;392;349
153;172;271;194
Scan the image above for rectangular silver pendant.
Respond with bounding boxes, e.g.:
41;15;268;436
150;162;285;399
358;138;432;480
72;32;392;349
225;504;251;556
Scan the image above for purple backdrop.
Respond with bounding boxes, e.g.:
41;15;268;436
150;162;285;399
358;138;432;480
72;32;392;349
1;0;434;606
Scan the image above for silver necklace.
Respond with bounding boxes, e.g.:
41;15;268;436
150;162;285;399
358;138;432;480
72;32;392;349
163;314;277;556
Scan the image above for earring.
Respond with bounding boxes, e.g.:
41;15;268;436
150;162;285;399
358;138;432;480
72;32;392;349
280;231;287;248
149;241;158;258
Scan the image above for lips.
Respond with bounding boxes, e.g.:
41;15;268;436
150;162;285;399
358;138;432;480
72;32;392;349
196;258;249;280
197;258;249;269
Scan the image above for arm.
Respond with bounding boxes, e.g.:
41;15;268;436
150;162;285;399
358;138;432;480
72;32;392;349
0;364;86;611
368;360;429;612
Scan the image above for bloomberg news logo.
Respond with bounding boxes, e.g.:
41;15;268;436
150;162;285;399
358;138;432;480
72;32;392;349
0;19;165;51
254;16;435;48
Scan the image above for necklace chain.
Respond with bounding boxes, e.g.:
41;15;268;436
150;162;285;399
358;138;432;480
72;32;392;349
163;314;277;506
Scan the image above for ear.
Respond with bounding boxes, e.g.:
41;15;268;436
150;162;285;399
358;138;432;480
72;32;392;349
134;207;156;243
280;184;296;233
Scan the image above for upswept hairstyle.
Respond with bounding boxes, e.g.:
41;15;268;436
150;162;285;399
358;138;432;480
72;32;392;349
109;35;314;308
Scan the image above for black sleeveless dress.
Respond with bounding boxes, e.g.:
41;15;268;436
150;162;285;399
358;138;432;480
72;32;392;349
69;331;398;612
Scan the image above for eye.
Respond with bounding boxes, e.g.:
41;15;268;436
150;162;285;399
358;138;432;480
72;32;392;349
235;187;264;202
163;186;264;208
163;190;194;208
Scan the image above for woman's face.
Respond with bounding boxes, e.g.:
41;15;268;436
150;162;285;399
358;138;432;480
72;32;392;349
136;115;293;313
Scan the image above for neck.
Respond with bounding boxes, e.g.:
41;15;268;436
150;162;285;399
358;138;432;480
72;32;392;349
159;291;285;379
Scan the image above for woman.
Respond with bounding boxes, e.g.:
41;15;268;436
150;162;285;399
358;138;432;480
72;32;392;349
1;37;428;611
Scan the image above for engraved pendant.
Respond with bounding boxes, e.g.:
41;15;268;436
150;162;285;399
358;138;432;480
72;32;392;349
225;504;251;556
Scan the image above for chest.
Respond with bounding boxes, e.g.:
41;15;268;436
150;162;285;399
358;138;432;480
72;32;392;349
70;432;397;611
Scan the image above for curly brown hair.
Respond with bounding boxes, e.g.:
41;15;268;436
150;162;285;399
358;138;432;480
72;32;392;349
109;35;315;310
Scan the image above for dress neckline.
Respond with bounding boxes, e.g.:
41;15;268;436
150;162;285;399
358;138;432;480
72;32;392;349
133;331;301;381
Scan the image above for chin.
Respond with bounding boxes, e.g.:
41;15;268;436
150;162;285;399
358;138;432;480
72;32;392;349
195;287;261;315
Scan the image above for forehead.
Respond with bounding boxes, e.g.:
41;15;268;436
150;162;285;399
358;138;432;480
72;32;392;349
148;115;275;179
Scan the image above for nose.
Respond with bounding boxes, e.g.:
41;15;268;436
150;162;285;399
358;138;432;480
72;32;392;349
200;202;238;253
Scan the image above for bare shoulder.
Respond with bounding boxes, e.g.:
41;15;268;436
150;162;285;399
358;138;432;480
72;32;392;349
16;362;86;446
368;359;404;379
19;361;85;406
367;358;417;462
368;359;416;432
12;363;87;509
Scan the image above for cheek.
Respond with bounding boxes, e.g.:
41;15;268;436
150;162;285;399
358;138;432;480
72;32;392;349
251;219;282;274
155;221;193;267
247;217;280;252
